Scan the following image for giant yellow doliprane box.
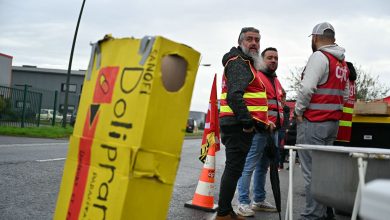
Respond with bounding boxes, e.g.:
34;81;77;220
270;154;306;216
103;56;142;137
54;35;200;220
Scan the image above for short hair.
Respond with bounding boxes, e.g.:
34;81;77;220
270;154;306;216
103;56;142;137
238;27;260;43
261;47;278;57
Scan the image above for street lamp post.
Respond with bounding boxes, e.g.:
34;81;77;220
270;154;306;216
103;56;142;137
62;0;86;128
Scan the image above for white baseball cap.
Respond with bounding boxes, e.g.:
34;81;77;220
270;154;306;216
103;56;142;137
309;22;335;37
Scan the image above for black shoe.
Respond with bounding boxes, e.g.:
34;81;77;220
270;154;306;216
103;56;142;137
215;211;245;220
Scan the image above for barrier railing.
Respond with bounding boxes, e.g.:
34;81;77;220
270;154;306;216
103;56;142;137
284;144;390;220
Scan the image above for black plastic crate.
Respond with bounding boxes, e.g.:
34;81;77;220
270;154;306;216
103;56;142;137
349;122;390;148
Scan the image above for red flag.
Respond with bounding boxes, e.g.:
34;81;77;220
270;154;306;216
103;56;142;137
199;74;220;163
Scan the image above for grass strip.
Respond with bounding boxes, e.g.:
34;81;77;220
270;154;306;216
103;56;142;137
0;126;73;138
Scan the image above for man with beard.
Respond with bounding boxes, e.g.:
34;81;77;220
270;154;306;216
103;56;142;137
295;22;349;220
237;47;283;217
217;27;269;220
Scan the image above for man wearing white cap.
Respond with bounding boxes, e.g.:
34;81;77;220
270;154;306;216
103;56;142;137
295;22;349;219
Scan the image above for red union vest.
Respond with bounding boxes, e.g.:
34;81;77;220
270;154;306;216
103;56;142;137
219;56;268;124
303;51;349;122
336;80;355;142
257;71;284;126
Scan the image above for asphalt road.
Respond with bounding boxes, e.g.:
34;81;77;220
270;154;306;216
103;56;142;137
0;135;350;220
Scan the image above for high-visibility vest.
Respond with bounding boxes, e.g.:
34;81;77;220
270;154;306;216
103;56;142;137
219;56;268;124
336;80;355;142
303;51;349;122
257;71;284;126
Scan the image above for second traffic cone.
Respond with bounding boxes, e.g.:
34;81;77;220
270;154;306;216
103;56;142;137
184;142;218;212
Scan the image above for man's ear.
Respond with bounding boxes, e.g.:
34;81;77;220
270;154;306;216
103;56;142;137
312;35;319;46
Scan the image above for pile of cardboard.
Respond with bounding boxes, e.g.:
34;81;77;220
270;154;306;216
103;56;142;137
354;101;390;116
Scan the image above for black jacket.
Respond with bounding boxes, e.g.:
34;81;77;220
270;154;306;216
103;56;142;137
280;105;291;132
220;46;266;130
285;117;297;145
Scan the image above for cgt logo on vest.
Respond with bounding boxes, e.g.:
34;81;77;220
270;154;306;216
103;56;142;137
335;65;348;82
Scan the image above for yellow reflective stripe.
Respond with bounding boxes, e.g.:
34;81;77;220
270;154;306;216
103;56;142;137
339;120;352;127
220;105;268;113
220;106;233;113
243;92;267;98
248;106;268;112
343;107;354;114
220;92;266;100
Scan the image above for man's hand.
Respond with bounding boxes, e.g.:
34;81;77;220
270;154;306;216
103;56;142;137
297;115;303;123
243;126;255;133
267;121;276;132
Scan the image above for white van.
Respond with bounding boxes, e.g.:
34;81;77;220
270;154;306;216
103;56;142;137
38;109;63;122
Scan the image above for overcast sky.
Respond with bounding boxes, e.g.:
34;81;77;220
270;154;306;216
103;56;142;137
1;0;390;112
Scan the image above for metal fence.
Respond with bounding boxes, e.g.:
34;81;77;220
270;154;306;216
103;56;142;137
0;85;42;127
30;87;80;126
0;85;81;127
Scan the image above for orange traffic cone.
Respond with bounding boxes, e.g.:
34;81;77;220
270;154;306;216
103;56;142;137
184;143;218;212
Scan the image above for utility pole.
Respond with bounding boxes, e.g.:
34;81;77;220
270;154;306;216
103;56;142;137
62;0;86;128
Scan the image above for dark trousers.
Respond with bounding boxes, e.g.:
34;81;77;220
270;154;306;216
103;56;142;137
217;125;254;216
278;130;287;167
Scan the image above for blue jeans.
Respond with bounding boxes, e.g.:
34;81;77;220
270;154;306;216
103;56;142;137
237;131;278;204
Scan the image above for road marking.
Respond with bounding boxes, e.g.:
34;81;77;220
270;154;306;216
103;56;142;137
36;157;66;162
0;142;69;148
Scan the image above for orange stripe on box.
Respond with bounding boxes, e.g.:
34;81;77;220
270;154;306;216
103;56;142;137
66;108;100;220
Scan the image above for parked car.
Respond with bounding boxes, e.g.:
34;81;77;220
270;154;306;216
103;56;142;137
64;112;72;122
186;118;197;133
70;110;77;127
37;109;63;122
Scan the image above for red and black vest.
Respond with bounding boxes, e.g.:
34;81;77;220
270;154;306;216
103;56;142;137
219;56;268;124
336;80;355;142
257;71;284;127
303;51;349;122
